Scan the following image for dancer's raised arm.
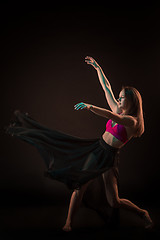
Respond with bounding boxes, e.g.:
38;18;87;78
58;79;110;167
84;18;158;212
85;56;118;113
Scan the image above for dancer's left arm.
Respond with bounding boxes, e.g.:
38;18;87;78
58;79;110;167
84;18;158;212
74;102;137;127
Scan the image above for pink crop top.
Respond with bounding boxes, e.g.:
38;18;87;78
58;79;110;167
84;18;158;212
106;119;128;144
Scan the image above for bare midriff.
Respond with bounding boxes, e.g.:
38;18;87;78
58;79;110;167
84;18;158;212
102;131;126;149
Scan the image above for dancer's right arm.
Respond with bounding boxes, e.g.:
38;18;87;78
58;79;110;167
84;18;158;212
85;56;118;113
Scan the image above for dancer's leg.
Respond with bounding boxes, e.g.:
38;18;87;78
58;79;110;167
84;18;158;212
102;169;153;229
63;180;93;231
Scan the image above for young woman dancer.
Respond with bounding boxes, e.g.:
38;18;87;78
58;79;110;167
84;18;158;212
5;56;153;231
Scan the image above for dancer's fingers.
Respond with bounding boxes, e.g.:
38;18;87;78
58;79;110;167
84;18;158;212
85;59;90;63
76;104;84;110
77;104;87;110
74;102;82;108
81;105;86;110
85;56;92;60
74;102;87;110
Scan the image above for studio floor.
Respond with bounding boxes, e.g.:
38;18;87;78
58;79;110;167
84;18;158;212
1;199;159;240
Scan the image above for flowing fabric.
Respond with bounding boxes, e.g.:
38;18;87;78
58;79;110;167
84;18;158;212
5;110;119;190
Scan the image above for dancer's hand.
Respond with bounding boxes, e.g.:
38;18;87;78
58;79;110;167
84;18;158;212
85;56;99;70
74;102;92;111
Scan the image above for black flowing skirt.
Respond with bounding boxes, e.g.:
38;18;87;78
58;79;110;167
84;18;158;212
5;110;119;190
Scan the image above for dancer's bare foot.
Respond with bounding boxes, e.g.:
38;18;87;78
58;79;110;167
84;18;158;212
62;223;72;232
142;210;153;229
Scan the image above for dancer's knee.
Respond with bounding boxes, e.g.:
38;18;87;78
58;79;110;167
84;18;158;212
74;188;84;199
108;197;121;208
74;180;92;198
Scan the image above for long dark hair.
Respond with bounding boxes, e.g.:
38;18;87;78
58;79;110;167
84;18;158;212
122;86;144;137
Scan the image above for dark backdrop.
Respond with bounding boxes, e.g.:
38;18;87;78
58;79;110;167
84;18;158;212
1;5;160;214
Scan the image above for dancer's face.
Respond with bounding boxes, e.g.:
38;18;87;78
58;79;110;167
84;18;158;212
118;89;129;113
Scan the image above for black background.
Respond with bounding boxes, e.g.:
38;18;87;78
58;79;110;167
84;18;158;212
1;3;160;239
